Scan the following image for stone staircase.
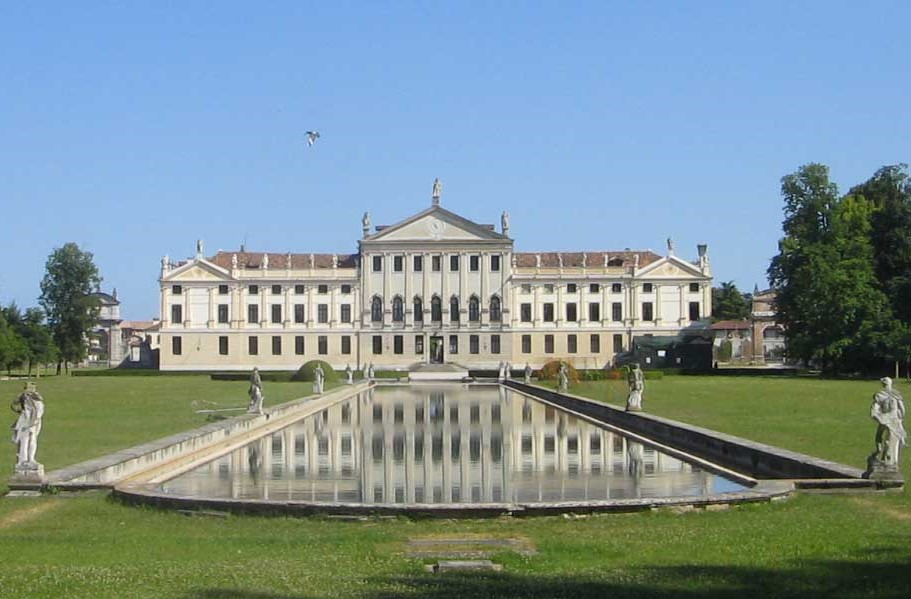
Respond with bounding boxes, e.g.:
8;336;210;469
408;362;470;382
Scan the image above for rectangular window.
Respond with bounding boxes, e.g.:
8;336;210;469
543;303;554;322
469;335;479;354
689;301;700;321
248;285;259;295
340;304;351;323
294;284;305;294
172;336;182;355
171;304;183;324
544;334;554;354
612;283;622;293
566;303;578;322
690;282;700;293
341;335;351;354
341;284;351;294
415;335;424;355
589;302;600;322
218;284;229;295
613;334;624;353
449;334;458;354
590;334;600;353
295;336;305;355
312;285;324;295
612;302;622;322
520;303;532;322
372;335;382;355
413;255;423;272
272;285;282;295
248;336;259;356
219;336;228;355
470;255;480;271
521;334;531;354
372;256;382;272
450;255;459;271
567;284;577;293
247;304;259;324
393;335;403;354
643;283;653;293
318;304;328;323
393;256;403;272
294;304;305;324
271;304;282;324
642;302;654;321
491;255;501;271
491;334;501;354
432;256;441;271
589;283;600;293
318;335;328;355
568;334;577;354
172;285;182;295
272;336;282;355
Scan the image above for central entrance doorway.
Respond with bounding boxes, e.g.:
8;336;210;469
430;336;444;363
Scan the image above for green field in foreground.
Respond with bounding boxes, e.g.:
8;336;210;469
1;374;909;598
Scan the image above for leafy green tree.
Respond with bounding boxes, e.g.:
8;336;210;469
21;308;57;376
768;164;890;374
0;311;28;375
711;282;751;321
39;243;102;373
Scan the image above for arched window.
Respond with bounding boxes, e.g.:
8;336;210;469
431;296;442;322
371;296;383;323
392;296;404;322
489;295;502;322
450;296;460;322
468;296;480;322
413;296;423;322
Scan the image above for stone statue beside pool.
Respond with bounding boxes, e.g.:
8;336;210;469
313;364;325;395
524;363;532;384
498;362;506;382
247;368;264;414
10;382;45;478
345;364;353;384
505;362;512;380
865;377;906;478
557;363;569;393
368;363;375;380
626;363;644;412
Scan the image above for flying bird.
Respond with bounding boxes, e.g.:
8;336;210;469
305;131;320;147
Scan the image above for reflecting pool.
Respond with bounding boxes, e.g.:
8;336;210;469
158;385;747;505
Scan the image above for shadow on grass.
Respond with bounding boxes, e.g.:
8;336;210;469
184;553;911;599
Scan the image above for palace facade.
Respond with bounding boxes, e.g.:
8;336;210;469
158;189;712;371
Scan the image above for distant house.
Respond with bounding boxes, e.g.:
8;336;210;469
87;289;123;366
710;289;786;365
120;320;160;368
710;320;753;362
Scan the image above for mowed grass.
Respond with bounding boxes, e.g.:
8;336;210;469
1;375;910;598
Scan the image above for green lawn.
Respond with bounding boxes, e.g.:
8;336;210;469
1;374;910;598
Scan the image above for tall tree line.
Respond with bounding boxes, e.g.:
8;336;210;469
768;163;911;375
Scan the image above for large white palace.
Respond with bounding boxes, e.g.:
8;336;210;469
158;182;712;371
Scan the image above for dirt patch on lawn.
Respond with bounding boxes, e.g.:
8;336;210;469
0;500;62;530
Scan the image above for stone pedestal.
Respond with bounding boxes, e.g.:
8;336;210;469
863;455;903;481
11;461;45;483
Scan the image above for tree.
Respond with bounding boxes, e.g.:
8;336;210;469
712;282;751;321
768;164;890;374
39;243;102;373
20;308;57;376
0;310;28;375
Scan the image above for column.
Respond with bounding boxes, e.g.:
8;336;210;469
404;252;412;324
207;287;215;328
533;284;541;325
330;285;338;328
459;251;468;325
679;284;687;325
654;284;662;325
284;286;292;328
161;287;170;326
480;252;488;326
382;252;390;326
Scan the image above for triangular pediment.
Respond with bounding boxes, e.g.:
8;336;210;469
637;255;705;279
365;206;508;243
163;259;231;282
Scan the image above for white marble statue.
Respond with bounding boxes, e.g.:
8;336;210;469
497;361;506;382
535;254;541;269
247;368;264;414
581;253;587;269
505;362;512;380
313;364;325;395
557;363;569;393
524;363;533;384
262;253;269;269
286;252;292;269
367;363;375;380
362;363;369;380
432;178;442;202
10;382;44;475
869;377;906;470
231;253;238;269
332;254;338;269
557;253;564;269
345;364;353;385
501;211;510;235
626;363;644;411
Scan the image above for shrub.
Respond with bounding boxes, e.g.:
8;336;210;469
292;360;339;382
538;360;581;383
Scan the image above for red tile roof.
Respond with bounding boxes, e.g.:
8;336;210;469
710;320;751;330
514;251;662;268
208;252;358;270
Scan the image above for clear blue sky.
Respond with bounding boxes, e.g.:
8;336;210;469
2;2;909;319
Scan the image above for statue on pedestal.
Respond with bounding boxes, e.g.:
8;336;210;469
501;211;510;236
432;178;442;205
247;368;264;414
865;377;906;478
626;363;644;411
557;363;569;393
505;362;512;380
313;364;325;395
367;363;375;380
497;361;506;382
10;382;45;478
524;363;533;384
345;364;353;384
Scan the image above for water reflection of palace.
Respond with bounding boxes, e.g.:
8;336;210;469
161;386;729;504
